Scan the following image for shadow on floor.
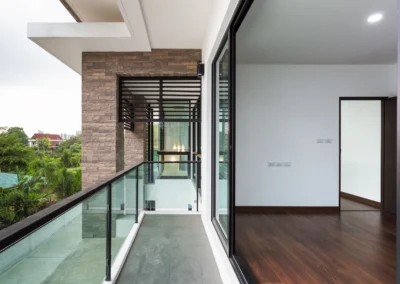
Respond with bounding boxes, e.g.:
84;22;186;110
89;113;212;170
340;197;380;211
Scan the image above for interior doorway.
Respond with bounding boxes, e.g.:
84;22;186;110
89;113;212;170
339;97;397;213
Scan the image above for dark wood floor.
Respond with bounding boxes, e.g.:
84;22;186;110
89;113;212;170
235;211;396;284
341;197;380;211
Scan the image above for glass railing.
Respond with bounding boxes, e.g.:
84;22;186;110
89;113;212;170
0;163;145;284
145;162;200;211
0;185;110;284
111;167;136;267
0;161;199;284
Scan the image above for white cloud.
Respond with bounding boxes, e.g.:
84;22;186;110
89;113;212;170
0;0;81;137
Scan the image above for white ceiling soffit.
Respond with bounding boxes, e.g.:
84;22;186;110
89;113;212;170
139;0;214;48
63;0;213;48
64;0;123;22
117;0;151;50
237;0;397;64
28;23;150;74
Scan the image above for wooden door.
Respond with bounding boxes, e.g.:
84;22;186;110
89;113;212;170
383;97;397;214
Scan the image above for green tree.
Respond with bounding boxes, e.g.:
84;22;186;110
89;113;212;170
60;149;73;168
69;142;81;154
55;135;82;168
0;127;83;229
6;127;29;146
0;174;50;227
28;155;59;182
48;167;81;200
34;138;51;153
0;133;33;173
71;152;81;168
56;135;81;154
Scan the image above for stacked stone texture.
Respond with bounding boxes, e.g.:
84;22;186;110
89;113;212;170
82;50;201;188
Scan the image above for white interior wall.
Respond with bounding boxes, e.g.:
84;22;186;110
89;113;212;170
341;100;382;202
236;64;396;206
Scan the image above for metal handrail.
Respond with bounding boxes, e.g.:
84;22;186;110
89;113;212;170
0;161;144;252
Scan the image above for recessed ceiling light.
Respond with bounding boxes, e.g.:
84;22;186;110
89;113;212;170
367;13;383;24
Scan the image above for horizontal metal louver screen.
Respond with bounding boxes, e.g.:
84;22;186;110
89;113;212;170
119;77;201;130
218;79;228;122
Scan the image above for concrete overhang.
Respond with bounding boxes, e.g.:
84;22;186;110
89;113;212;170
28;22;150;74
28;0;213;74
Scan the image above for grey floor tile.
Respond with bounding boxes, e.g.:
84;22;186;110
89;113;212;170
116;215;222;284
170;274;203;284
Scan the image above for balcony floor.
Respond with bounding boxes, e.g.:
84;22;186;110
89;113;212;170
116;215;223;284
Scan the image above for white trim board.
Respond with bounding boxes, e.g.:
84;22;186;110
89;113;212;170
201;216;240;284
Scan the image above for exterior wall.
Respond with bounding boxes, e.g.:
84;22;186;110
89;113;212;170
82;50;201;188
125;124;146;167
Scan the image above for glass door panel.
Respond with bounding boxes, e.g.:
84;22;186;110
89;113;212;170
215;41;230;237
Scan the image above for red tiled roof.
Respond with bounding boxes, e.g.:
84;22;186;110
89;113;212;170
31;133;63;140
50;141;60;147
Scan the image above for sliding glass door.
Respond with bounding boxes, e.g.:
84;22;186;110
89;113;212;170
211;0;255;279
213;40;230;238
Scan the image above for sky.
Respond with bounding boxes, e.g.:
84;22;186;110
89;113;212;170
0;0;81;137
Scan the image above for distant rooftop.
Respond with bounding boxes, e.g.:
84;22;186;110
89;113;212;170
31;133;63;147
31;133;63;140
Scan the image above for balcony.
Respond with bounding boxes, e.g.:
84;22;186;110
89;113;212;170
0;161;222;284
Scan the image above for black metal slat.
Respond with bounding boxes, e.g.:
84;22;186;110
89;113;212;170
121;98;199;101
121;100;198;104
122;94;199;98
128;104;198;108
122;85;200;89
122;119;201;123
120;77;201;125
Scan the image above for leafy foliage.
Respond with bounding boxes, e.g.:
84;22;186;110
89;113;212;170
0;131;33;173
6;127;29;146
0;128;82;229
56;135;81;154
49;167;81;200
0;174;51;228
33;138;51;153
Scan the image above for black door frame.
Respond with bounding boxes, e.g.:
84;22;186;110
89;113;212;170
396;82;400;283
339;97;386;211
211;32;230;253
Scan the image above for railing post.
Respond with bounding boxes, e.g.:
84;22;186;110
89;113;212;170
106;183;112;281
136;167;139;223
197;163;199;212
123;175;127;215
